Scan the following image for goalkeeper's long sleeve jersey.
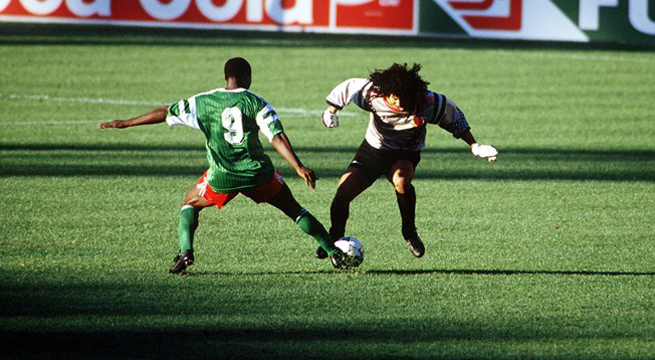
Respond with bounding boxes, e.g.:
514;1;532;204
326;78;471;151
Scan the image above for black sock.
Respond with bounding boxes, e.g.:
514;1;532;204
329;199;348;241
396;185;417;239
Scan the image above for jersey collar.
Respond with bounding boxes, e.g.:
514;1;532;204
218;87;248;93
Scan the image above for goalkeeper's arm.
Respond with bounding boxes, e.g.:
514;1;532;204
321;78;371;128
321;105;340;128
460;128;498;162
439;99;498;161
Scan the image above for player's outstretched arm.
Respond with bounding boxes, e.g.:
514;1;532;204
461;130;498;161
438;99;498;162
271;133;317;189
98;106;168;129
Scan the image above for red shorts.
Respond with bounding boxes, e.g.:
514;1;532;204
196;170;284;209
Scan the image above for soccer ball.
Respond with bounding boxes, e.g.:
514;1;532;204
334;236;364;268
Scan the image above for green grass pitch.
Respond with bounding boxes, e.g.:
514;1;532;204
1;25;654;359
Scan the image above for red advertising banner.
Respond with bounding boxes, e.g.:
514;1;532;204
0;0;415;33
336;0;414;31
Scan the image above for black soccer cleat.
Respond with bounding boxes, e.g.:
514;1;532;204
315;246;328;259
169;249;194;274
405;232;425;258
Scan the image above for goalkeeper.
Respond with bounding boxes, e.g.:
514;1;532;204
316;63;498;259
100;57;344;273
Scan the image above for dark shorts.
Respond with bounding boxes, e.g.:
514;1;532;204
348;141;421;183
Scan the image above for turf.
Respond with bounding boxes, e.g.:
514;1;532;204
1;25;654;359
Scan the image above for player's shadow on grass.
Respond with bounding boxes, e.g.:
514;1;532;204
196;268;655;277
364;268;655;277
2;143;655;181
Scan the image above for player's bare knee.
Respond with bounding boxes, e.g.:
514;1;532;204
183;195;202;207
393;177;412;194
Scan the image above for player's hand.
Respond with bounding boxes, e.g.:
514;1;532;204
98;120;128;129
471;143;498;161
321;109;339;128
296;166;318;189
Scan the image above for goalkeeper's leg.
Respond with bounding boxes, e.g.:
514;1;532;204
390;160;424;258
313;168;375;259
330;168;374;239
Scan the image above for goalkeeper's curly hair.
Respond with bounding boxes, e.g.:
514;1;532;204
369;63;429;113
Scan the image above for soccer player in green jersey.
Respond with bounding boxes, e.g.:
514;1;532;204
99;57;345;273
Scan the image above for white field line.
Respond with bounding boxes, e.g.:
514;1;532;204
0;93;162;106
9;120;101;126
440;48;655;63
0;93;356;126
516;52;655;63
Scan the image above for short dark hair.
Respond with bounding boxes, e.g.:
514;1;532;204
369;63;429;113
224;57;251;80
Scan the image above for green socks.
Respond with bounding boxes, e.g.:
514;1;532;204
178;205;199;253
295;209;337;255
178;206;334;256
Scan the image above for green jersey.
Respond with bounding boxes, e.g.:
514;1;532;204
166;88;284;192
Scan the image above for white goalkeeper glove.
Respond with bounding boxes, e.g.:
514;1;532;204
471;143;498;161
321;109;339;128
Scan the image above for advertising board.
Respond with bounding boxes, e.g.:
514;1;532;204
0;0;653;45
